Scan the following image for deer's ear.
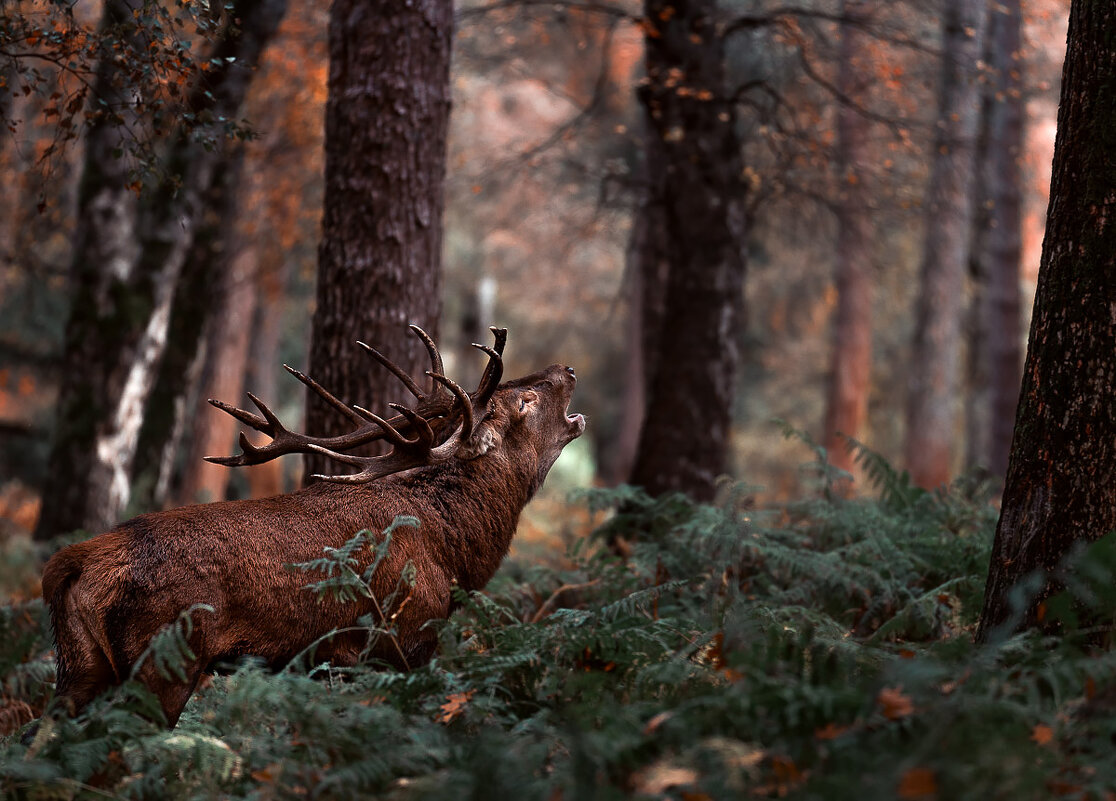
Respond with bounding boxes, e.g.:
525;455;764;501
458;423;501;461
516;390;539;416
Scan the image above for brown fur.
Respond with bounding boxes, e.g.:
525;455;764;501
42;365;584;727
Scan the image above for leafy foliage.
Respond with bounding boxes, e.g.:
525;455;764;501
1;0;256;177
3;446;1116;799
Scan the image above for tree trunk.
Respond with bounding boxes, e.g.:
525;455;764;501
822;0;873;486
977;1;1116;638
178;241;260;505
35;0;286;538
34;0;146;539
305;0;452;481
628;0;747;502
903;0;986;489
130;150;239;511
981;0;1025;482
243;253;293;499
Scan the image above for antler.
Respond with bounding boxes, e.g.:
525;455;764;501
205;325;507;483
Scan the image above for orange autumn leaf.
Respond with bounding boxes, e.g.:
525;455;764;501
1032;723;1054;746
438;690;475;724
878;686;914;720
898;767;937;799
814;722;849;740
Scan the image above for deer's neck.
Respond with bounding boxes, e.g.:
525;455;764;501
397;451;537;589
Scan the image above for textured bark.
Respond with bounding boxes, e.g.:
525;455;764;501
904;0;986;489
305;0;452;482
628;0;747;502
977;1;1116;638
981;0;1025;481
822;0;873;484
35;0;287;539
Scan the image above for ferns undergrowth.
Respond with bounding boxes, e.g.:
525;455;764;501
3;444;1116;800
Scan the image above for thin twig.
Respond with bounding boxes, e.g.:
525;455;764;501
530;579;601;623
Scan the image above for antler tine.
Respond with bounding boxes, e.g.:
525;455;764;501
207;397;271;433
470;332;506;408
356;340;426;400
390;402;435;447
428;371;474;441
284;365;366;426
408;324;445;394
352;405;414;449
471;327;507;407
305;444;384;485
204;432;260;466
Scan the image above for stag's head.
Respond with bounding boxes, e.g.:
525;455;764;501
206;326;584;490
466;364;586;490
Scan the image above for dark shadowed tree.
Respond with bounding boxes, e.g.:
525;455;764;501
304;0;453;482
628;0;747;502
903;0;986;489
822;0;874;486
35;0;286;539
978;0;1025;482
977;0;1116;638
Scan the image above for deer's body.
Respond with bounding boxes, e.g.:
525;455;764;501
41;329;584;727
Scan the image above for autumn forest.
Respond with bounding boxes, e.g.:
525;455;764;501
2;0;1116;797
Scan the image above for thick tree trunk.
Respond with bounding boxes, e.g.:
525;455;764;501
977;1;1116;638
628;0;747;502
822;0;873;485
981;0;1025;482
305;0;452;481
903;0;986;489
35;0;286;538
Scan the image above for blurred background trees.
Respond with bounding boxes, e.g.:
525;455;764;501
0;0;1072;539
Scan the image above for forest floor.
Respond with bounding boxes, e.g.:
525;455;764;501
2;445;1116;800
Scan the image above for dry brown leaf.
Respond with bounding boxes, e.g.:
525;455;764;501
814;722;849;740
1031;723;1054;746
251;763;281;783
878;686;915;720
438;690;475;724
897;767;937;799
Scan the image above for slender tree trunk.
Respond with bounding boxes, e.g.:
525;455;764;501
179;241;260;504
822;0;873;485
130;149;239;510
608;211;655;485
35;0;286;538
305;0;452;481
981;0;1025;482
628;0;747;502
903;0;986;489
977;1;1116;638
244;253;293;498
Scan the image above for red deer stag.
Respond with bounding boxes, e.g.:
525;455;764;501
41;326;585;727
